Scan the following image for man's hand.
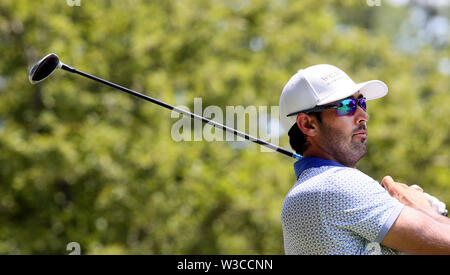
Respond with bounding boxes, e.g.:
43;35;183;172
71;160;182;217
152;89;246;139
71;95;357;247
381;176;448;217
381;176;434;213
380;176;450;254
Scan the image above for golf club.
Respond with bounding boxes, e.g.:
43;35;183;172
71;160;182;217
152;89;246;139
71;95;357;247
29;53;302;160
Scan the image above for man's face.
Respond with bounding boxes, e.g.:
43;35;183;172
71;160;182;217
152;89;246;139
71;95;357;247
315;93;369;167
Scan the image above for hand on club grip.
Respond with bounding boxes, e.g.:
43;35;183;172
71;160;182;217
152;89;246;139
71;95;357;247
381;176;448;216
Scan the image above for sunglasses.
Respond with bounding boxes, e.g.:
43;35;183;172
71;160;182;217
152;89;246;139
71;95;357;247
287;96;367;117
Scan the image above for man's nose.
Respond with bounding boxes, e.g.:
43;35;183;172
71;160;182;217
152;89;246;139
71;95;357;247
355;106;369;125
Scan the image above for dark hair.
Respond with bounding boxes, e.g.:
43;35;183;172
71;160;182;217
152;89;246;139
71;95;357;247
288;112;322;155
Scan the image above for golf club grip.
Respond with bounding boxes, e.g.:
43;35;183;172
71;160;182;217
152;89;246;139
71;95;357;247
61;64;302;160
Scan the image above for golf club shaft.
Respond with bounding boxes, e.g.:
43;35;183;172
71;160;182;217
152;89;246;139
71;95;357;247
61;64;302;160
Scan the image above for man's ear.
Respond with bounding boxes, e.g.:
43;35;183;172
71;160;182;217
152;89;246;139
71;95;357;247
296;113;318;137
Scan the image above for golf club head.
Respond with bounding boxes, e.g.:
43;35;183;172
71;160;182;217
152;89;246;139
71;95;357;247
29;53;62;84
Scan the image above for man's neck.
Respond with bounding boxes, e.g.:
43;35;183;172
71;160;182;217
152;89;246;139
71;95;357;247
302;150;356;168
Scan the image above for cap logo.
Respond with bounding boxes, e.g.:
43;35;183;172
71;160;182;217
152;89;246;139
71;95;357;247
320;71;345;86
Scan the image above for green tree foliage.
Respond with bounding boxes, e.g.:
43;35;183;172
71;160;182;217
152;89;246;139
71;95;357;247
0;0;448;254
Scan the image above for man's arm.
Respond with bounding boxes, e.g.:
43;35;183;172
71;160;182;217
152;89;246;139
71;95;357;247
382;206;450;254
380;176;450;254
381;176;450;224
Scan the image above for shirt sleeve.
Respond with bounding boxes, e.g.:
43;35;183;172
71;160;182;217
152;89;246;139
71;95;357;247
319;167;404;243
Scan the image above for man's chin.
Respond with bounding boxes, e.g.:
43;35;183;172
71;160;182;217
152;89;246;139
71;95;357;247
350;142;367;160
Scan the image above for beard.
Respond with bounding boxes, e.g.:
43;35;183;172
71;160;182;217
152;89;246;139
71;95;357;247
317;122;367;168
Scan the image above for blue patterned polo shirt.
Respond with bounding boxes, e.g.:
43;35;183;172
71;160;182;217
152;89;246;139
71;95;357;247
281;157;404;255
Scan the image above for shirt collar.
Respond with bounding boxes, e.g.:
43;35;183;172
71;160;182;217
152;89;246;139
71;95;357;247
294;157;346;180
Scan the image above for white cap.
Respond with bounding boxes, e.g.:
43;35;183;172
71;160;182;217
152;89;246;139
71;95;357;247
279;64;388;131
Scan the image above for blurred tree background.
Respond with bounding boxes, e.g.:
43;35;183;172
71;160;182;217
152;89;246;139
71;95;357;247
0;0;448;254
